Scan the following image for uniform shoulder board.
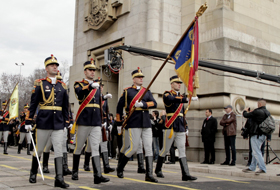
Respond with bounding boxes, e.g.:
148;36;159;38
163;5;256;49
123;87;132;91
163;91;171;97
74;81;83;89
58;80;67;89
34;78;44;86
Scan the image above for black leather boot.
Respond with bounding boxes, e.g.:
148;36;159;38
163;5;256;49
29;156;39;183
102;152;115;173
27;144;31;155
63;153;72;176
18;143;22;154
43;152;50;173
84;152;91;171
117;155;129;178
3;142;8;154
92;156;110;184
155;156;165;178
117;152;124;168
54;157;70;188
137;153;146;173
179;157;197;181
72;154;80;180
145;156;158;183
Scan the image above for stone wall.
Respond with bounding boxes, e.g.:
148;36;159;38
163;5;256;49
69;0;280;163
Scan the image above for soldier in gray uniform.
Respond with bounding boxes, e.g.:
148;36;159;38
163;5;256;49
116;68;157;182
154;75;197;181
17;104;31;155
0;100;9;155
83;79;115;174
71;59;109;184
42;71;72;176
25;54;70;188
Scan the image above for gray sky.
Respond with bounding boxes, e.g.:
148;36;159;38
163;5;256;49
0;0;75;77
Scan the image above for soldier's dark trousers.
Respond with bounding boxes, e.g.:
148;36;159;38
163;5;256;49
92;156;110;184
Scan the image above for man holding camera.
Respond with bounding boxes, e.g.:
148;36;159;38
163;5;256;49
242;98;269;175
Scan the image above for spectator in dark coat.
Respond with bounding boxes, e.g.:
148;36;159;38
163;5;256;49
201;109;217;164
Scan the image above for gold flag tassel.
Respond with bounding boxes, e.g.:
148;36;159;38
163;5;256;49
70;122;76;134
168;128;173;139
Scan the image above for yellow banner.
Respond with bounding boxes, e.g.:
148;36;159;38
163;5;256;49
9;83;19;122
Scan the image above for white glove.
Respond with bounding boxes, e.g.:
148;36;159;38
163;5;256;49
191;96;198;101
135;100;144;108
108;124;112;131
0;116;3;120
25;125;32;132
104;93;112;99
186;129;189;136
117;126;122;135
102;122;107;128
91;82;100;89
68;124;73;129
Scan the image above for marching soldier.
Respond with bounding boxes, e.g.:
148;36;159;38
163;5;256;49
25;54;69;188
0;100;9;154
154;75;197;181
17;104;31;155
116;68;158;182
42;70;72;176
97;78;115;173
71;59;109;184
83;78;115;174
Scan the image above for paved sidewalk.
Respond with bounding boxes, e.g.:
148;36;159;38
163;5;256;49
121;158;280;181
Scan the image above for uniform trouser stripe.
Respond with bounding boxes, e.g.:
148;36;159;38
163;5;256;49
159;129;169;157
120;130;126;153
125;128;133;157
159;129;186;158
73;125;101;157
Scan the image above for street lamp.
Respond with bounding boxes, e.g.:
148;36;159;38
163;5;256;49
15;63;24;80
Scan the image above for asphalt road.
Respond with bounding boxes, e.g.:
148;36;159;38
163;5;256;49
1;146;280;190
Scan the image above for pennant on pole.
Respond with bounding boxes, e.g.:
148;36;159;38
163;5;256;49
9;83;19;122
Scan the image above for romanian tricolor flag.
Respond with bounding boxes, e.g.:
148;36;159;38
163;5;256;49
9;83;19;122
171;17;200;112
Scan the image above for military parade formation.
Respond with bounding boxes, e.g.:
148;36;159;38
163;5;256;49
0;54;196;189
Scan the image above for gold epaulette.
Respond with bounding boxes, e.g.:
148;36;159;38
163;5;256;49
124;87;132;91
163;91;171;97
34;78;44;86
58;80;67;89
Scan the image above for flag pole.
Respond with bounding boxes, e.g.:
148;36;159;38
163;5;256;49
122;3;208;128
